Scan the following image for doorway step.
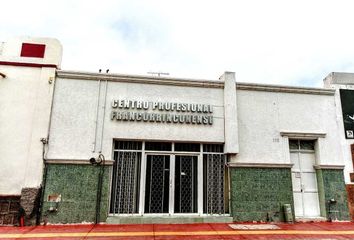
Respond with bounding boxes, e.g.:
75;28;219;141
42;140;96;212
295;217;327;222
106;216;233;224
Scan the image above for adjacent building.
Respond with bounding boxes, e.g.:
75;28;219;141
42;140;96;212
0;37;353;225
0;37;61;225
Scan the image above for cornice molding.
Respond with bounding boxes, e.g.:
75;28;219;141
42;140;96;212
314;165;345;170
56;70;336;95
0;60;57;69
280;131;326;139
45;159;114;165
236;82;335;95
56;70;224;89
228;162;294;168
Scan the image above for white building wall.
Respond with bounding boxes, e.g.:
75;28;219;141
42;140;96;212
0;37;62;195
234;89;342;167
1;37;62;66
47;75;225;160
47;72;342;173
221;72;239;154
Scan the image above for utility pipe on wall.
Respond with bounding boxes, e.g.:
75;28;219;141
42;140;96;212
99;80;108;153
92;79;101;153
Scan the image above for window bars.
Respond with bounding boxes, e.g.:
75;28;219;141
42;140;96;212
110;141;228;215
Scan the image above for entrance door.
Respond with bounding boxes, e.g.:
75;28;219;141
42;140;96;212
290;140;320;218
111;141;228;216
144;155;170;213
144;154;198;214
174;155;198;213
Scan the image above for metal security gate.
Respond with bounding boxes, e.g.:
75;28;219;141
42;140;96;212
110;142;141;214
174;156;198;213
110;141;228;216
144;155;170;213
203;143;227;215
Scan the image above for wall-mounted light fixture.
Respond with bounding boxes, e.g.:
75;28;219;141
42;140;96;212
89;153;105;165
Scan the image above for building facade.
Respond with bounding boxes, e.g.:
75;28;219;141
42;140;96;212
324;73;354;220
0;37;62;225
0;37;353;225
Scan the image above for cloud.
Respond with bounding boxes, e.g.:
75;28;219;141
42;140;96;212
2;0;354;86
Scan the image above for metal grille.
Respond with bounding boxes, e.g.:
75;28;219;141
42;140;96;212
203;144;224;153
175;156;198;213
175;143;200;152
145;142;172;151
110;151;141;214
203;153;226;214
145;155;170;213
114;141;142;150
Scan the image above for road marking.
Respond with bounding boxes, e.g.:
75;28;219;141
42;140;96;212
0;230;353;238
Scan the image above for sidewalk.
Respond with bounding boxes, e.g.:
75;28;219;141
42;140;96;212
0;222;353;239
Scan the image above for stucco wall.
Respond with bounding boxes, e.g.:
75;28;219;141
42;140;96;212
47;77;225;160
0;37;61;195
47;76;342;168
0;37;62;67
234;90;342;166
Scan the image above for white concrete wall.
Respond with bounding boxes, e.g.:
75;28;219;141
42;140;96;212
0;37;62;67
47;77;225;160
47;74;343;178
221;72;239;154
0;37;61;195
234;90;342;168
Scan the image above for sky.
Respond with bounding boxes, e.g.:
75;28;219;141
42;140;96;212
1;0;354;86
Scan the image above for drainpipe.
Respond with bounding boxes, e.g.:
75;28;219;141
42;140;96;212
95;154;105;224
99;80;108;153
37;138;48;225
92;79;102;153
92;78;108;224
37;71;57;225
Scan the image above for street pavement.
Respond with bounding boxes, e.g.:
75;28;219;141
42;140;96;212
0;222;353;239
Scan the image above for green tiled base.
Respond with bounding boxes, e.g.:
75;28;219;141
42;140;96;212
230;167;294;222
316;169;349;220
41;164;111;224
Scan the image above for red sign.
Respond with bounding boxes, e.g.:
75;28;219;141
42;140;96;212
20;43;46;58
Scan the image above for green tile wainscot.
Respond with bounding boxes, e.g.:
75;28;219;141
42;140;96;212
41;163;111;224
230;167;294;222
316;169;349;220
